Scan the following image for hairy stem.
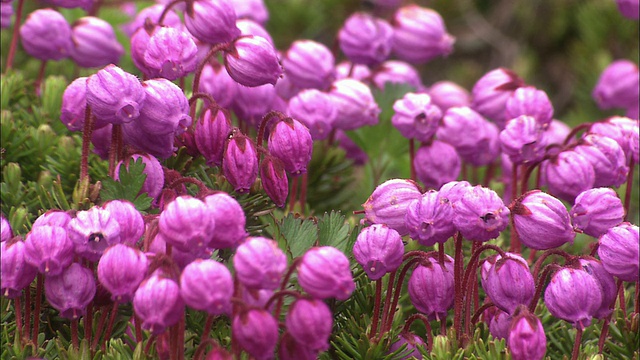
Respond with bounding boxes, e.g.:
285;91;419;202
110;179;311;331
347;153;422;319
369;279;383;340
571;326;583;360
402;313;434;352
32;274;43;345
4;0;25;72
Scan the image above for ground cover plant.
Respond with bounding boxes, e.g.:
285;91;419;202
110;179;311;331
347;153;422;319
0;0;639;359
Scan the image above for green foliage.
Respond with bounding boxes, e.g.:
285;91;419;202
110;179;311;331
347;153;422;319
100;158;153;213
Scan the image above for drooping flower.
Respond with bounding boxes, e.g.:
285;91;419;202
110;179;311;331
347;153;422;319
452;185;510;242
20;9;73;61
297;247;355;300
222;131;259;193
60;77;88;132
540;150;595;203
330;78;381;130
428;81;471;112
24;225;74;276
414;140;461;190
404;190;456;246
508;306;546;360
282;40;335;90
143;27;199;80
1;240;38;298
408;256;455;320
544;267;602;329
363;178;422;236
180;259;233;315
232;308;279;360
504;86;554;128
204;193;247;249
353;224;404;280
597;222;639;283
338;12;393;66
233;237;287;290
158;196;215;254
391;92;442;142
570;188;625;238
471;68;525;128
287;89;337;141
86;64;146;125
285;299;333;352
70;16;124;68
67;205;122;262
97;244;148;303
133;273;185;335
45;263;96;319
483;256;535;314
184;0;241;45
224;35;283;87
268;118;313;176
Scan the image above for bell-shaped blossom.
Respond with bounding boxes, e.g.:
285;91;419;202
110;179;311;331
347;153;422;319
1;2;13;29
338;12;393;66
184;0;240;45
504;86;554;128
102;200;143;246
570;188;624;238
287;89;336;141
452;185;510;242
199;61;238;109
484;256;535;314
32;210;72;230
488;309;511;340
233;237;287;290
268;118;313;175
481;252;528;291
180;259;233;315
589;117;639;163
24;225;74;276
1;240;38;298
260;155;289;208
574;133;628;187
405;190;456;246
70;16;123;68
230;0;268;24
60;77;88;132
115;154;165;200
598;222;639;282
133;273;184;334
45;263;96;319
144;27;198;80
511;190;575;250
42;0;94;11
97;244;148;303
224;35;283;87
285;299;333;352
67;206;122;262
508;306;547;360
195;108;232;166
371;60;423;91
500;115;547;165
414;140;461;190
122;4;182;37
353;224;404;280
158;196;215;254
392;5;454;64
544;267;602;329
204;193;247;249
388;333;426;359
232;309;278;360
236;18;273;45
471;68;525;128
579;258;617;319
330;78;381;130
298;246;355;300
428;81;471;111
592;60;639;111
122;124;176;159
408;257;455;320
363;179;422;236
541;151;595;203
282;40;335;90
86;64;146;125
391;92;442;142
130;25;158;78
1;215;12;242
231;84;277;126
149;233;210;270
135;79;192;136
222;131;259;193
20;9;73;61
615;0;640;19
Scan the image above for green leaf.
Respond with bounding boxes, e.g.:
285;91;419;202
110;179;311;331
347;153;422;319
100;157;153;212
280;213;318;259
317;210;350;253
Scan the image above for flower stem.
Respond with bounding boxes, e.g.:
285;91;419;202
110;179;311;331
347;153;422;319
617;279;626;318
4;0;25;73
194;338;223;360
369;278;383;340
24;286;30;342
529;263;561;312
84;301;93;347
190;43;230;119
71;318;79;350
562;122;592;146
91;306;109;350
201;315;214;341
134;314;143;344
383;257;423;334
470;302;495;325
571;326;583;360
288;176;298;213
266;290;303;316
378;270;396;339
158;0;186;26
298;172;308;215
108;124;122;178
532;248;574;278
103;302;119;351
274;258;301;320
402;313;434;352
14;296;23;345
509;165;521;253
32;274;43;345
453;232;464;341
34;60;48;95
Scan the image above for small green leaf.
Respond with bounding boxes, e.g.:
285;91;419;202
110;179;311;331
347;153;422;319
100;158;153;212
280;213;318;259
317;210;350;253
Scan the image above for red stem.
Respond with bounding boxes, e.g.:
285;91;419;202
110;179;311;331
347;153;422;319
288;176;298;213
383;258;424;334
402;313;434;352
144;335;156;354
274;258;301;320
4;0;25;72
529;263;561;312
623;159;634;222
92;306;109;350
571;326;583;360
135;314;143;344
409;139;416;182
201;315;214;341
470;302;495;325
108;124;121;177
378;270;396;339
32;274;43;344
266;290;303;315
24;286;30;342
190;43;230;120
34;60;48;94
178;316;186;360
157;0;186;26
369;279;383;339
562;123;592;146
510;165;521;253
532;249;574;278
103;302;119;351
14;296;23;346
71;319;79;350
453;233;464;341
84;301;93;347
298;172;308;215
194;338;223;360
482;162;496;187
438;243;445;266
617;279;626;317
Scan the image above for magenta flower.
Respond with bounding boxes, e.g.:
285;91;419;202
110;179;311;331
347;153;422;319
224;35;283;87
363;178;422;236
45;263;96;319
392;5;454;64
353;224;404;280
338;12;393;66
298;247;355;300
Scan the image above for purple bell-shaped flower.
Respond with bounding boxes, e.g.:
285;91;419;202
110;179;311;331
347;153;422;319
122;4;182;37
414;140;461;190
70;16;124;68
184;0;240;45
45;263;96;319
507;306;547;360
363;178;422;236
231;83;277;126
388;333;427;359
103;200;144;246
499;115;547;165
408;256;455;320
268;118;313;176
260;155;289;208
574;133;629;187
144;27;198;80
471;68;525;128
391;5;454;64
338;12;393;66
541;150;595;203
224;35;283;87
24;225;74;276
180;259;233;315
598;222;639;283
233;237;287;290
504;86;554;128
544;267;602;329
404;190;456;247
592;60;639;111
511;190;575;250
86;64;146;125
589;117;639;164
578;257;617;319
67;205;122;262
133;273;185;334
32;210;72;230
330;78;381;130
1;240;38;298
353;224;404;280
391;92;442;142
488;309;511;340
199;61;238;109
232;308;278;360
371;60;424;91
428;81;471;112
222;130;259;193
60;77;88;132
97;244;148;303
334;61;371;81
570;188;625;238
483;256;535;314
236;18;273;45
204;192;247;249
298;246;355;300
287;89;337;141
452;185;510;242
0;215;12;242
135;78;192;136
20;9;73;61
282;40;335;90
615;0;640;19
285;298;333;352
230;0;269;24
1;2;13;29
158;196;215;254
195;108;232;167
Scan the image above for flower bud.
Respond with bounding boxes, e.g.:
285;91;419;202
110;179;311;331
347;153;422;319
1;240;38;298
222;131;259;193
86;64;146;125
233;237;287;290
499;115;547;165
388;333;426;359
97;244;148;303
353;224;404;280
184;0;240;45
149;233;210;270
224;35;283;87
504;86;554;128
287;89;337;141
452;185;510;242
428;81;471;112
592;60;639;110
32;209;70;233
1;215;12;242
268;118;313;176
408;256;455;320
404;190;456;246
180;259;233;315
260;155;289;208
481;252;528;291
103;200;144;246
236;18;273;45
371;60;423;91
122;4;182;37
511;190;575;250
338;12;393;66
541;151;595;203
144;27;198;80
544;267;602;328
204;192;247;249
598;222;639;282
574;133;628;187
508;306;546;360
579;258;617;319
570;188;625;238
588;117;639;163
298;246;355;300
137;78;192;136
133;273;184;334
70;17;123;68
230;0;268;24
286;299;333;352
471;68;525;128
20;9;73;61
391;92;441;142
484;256;535;314
414;140;461;190
158;196;215;254
363;179;422;236
60;77;88;132
232;308;278;360
24;225;74;276
199;61;238;109
330;79;380;130
45;263;96;319
489;309;511;340
282;40;335;90
115;154;165;200
392;5;454;64
615;0;640;19
231;84;277;126
438;180;472;205
68;206;122;262
195;108;232;167
1;2;12;29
